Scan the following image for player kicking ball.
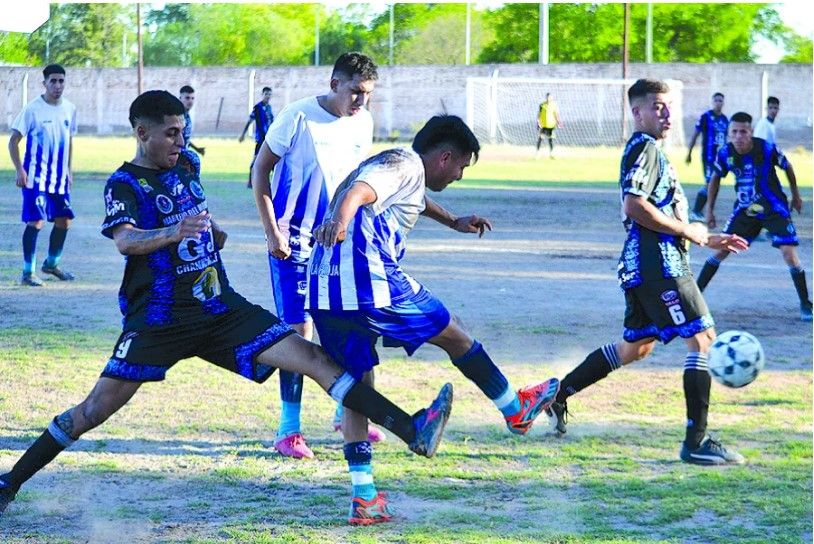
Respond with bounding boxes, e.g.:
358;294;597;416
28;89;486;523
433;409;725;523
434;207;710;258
309;115;560;524
0;91;453;518
546;79;749;466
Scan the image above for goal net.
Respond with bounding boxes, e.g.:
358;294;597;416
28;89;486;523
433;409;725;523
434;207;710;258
465;76;685;149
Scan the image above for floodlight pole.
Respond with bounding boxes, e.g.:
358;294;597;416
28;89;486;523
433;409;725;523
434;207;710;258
389;4;394;66
136;3;143;95
621;2;630;141
465;3;471;65
645;2;653;64
539;2;549;65
314;6;320;66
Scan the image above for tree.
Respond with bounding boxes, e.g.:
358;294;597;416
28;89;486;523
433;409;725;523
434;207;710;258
781;34;813;63
28;4;133;67
0;32;37;65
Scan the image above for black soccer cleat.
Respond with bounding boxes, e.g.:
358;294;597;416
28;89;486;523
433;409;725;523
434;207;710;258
680;436;745;466
0;474;17;515
409;382;453;458
41;265;76;281
545;400;568;435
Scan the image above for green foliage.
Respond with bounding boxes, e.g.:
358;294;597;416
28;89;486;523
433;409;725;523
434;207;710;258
0;32;38;64
781;34;814;63
27;4;134;67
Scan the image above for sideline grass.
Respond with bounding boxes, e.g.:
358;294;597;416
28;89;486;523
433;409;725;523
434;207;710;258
0;327;811;543
0;136;810;189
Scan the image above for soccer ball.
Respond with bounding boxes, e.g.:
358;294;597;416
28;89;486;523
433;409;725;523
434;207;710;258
708;330;765;388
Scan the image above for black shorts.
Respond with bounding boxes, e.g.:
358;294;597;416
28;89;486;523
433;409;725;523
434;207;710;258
723;206;799;247
539;127;555;138
101;298;294;383
623;275;714;344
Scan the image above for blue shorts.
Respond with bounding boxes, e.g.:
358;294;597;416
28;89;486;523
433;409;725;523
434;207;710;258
21;188;75;223
269;254;310;324
311;287;451;380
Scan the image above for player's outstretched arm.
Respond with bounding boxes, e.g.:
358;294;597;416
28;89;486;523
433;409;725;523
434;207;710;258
111;212;211;255
705;173;722;229
251;144;290;259
314;181;376;246
422;196;493;237
238;118;253;142
624;194;707;245
707;234;748;254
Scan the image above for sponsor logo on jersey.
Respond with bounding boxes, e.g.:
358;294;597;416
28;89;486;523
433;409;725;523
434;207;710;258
192;266;222;302
660;290;678;303
178;236;215;262
189;181;205;199
138;178;153;193
156;194;174;214
171;183;185;196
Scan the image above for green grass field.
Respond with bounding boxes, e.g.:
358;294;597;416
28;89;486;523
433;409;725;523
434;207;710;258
1;136;811;188
0;137;811;543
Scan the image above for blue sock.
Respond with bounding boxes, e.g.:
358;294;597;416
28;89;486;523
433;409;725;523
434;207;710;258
344;441;376;500
277;371;303;437
22;225;39;275
44;226;68;269
451;340;519;415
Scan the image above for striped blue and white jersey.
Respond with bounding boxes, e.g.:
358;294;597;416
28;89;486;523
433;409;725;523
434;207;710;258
265;96;373;261
694;110;729;164
713;138;791;216
308;148;427;310
11;96;77;194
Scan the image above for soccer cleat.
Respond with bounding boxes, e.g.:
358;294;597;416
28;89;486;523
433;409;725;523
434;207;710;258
680;436;745;466
21;273;44;287
800;302;813;322
41;265;75;281
409;382;453;458
333;422;387;443
688;211;706;224
0;475;17;515
274;433;314;459
348;492;393;525
545;400;568;435
505;378;560;435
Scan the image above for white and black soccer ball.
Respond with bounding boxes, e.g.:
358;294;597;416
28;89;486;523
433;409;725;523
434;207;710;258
708;330;765;388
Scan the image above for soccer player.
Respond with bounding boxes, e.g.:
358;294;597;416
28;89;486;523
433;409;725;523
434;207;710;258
251;52;384;459
239;86;274;188
309;115;560;524
179;85;205;156
535;93;562;158
546;79;749;466
696;111;812;322
0;90;454;517
753;96;780;146
8;64;78;286
686;92;729;222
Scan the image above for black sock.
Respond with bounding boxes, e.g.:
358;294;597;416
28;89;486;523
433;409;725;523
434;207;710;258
683;353;710;449
22;225;40;273
548;138;554;153
557;343;621;403
329;373;415;444
5;418;74;490
536;137;542;151
696;257;721;292
451;341;510;401
693;189;708;215
45;226;69;268
790;267;811;307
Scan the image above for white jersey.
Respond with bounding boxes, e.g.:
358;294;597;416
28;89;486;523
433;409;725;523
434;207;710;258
753;116;776;146
308;147;427;310
11;96;77;194
265;96;373;261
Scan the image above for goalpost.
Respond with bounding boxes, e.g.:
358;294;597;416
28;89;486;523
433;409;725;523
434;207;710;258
466;75;685;149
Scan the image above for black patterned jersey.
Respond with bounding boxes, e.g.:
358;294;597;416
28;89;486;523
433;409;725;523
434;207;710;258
713;138;792;218
617;132;690;290
101;149;241;329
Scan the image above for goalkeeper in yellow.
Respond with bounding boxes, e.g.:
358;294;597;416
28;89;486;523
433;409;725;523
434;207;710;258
536;93;563;158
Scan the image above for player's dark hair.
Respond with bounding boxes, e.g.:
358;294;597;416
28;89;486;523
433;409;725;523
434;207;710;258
262;86;272;93
332;52;378;81
43;64;65;79
627;79;669;102
767;96;780;106
179;85;195;94
713;92;724;99
412;115;480;163
730;111;752;124
129;90;186;128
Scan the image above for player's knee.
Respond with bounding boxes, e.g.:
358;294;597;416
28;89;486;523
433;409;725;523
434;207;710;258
620;340;655;364
692;328;717;353
27;221;44;230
